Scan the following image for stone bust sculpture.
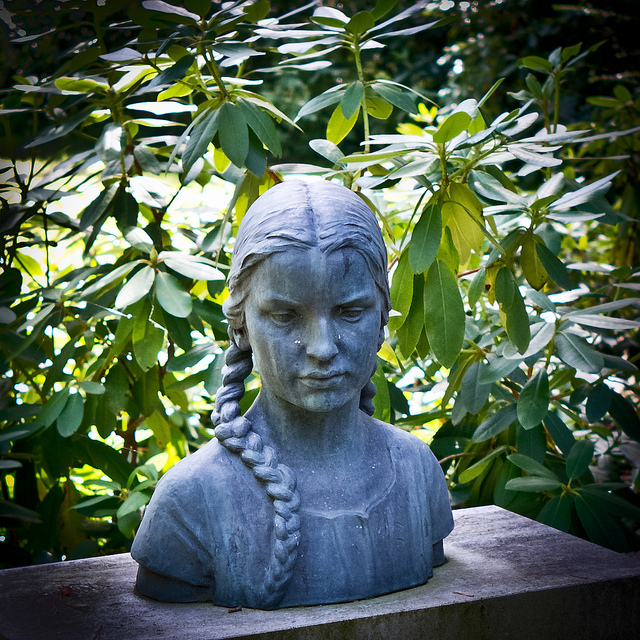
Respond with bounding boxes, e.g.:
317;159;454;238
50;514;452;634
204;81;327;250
131;181;454;609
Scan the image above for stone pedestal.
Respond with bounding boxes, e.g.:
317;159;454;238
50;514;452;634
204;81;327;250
1;505;639;640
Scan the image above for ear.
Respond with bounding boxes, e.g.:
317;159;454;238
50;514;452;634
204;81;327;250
230;327;251;352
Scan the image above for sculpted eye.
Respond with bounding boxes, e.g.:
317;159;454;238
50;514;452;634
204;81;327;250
270;310;297;325
337;306;364;321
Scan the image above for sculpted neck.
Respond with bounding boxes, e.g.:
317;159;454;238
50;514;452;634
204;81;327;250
247;388;365;464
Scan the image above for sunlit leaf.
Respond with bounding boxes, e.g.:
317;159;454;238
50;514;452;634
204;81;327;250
155;271;192;318
162;255;225;280
327;102;359;145
433;112;472;143
115;266;155;309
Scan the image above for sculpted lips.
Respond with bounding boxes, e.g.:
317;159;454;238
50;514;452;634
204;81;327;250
299;371;346;387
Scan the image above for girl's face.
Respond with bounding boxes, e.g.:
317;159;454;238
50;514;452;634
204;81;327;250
241;246;383;414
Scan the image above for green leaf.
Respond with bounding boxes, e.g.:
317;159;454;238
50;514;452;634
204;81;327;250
517;423;546;463
389;249;413;332
543;411;575;455
79;381;105;395
218;102;248;168
55;76;109;94
113;187;139;233
145;411;172;449
566;439;595;480
505;288;531;354
345;11;375;35
396;274;424;358
124;227;154;253
133;310;165;372
155;271;192;318
575;493;628;551
366;96;393;120
132;366;160;417
608;391;640;442
468;169;525;206
473;403;518;442
467;268;486;307
505;476;562;492
585;383;612;424
537;495;572;532
459;361;491;415
79;184;118;231
56;392;84;437
371;0;398;20
554;332;603;374
517;369;549;429
495;267;515;309
479;356;521;385
309;139;344;164
182;107;219;176
535;243;571;289
372;361;390;422
242;0;268;22
370;82;417;114
38;387;71;428
141;1;198;22
433;111;472;143
423;260;465;369
519;56;553;71
237;99;281;157
582;485;640;522
327;102;359;145
521;235;548;290
408;204;441;274
507;453;558;480
341;81;365;120
295;87;345;122
458;445;508;484
78;436;133;486
116;491;150;519
81;260;143;298
166;342;217;372
161;255;224;280
115;266;155;309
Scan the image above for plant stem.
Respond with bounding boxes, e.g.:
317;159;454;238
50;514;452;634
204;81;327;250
353;40;370;153
202;42;229;98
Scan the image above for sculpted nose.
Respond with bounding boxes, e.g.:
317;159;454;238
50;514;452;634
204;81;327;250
306;317;339;362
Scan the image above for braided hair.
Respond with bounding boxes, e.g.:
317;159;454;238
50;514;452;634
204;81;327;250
212;181;391;608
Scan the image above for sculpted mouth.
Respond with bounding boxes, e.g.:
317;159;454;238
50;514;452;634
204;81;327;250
300;372;345;384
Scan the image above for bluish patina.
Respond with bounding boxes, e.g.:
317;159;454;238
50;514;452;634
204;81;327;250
131;181;454;609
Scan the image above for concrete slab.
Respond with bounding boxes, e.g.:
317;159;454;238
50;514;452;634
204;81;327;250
1;505;639;640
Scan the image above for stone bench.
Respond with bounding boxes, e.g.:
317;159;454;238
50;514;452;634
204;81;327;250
1;505;639;640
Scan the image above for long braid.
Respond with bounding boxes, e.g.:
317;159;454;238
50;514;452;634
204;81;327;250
212;341;301;609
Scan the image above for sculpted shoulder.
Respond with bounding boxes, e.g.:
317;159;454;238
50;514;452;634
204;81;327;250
152;438;241;499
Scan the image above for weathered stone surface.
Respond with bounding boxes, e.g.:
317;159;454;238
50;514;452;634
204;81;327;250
1;505;639;640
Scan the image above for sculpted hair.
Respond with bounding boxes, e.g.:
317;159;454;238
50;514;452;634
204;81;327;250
212;181;390;608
